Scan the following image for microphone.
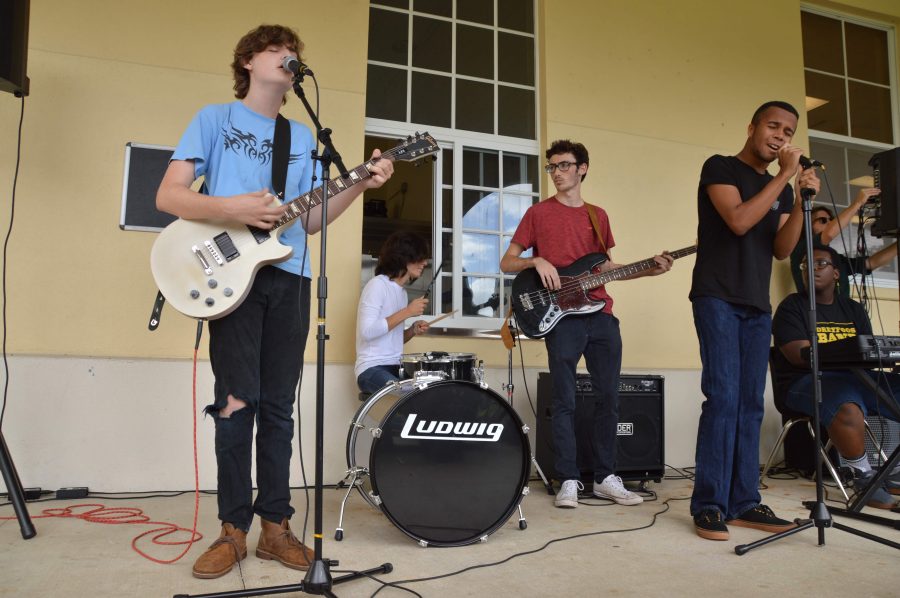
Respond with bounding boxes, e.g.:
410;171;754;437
281;56;314;77
799;156;824;169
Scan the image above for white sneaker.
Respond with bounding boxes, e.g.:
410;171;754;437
554;479;584;508
593;474;643;505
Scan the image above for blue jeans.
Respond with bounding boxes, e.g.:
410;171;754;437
691;297;770;519
357;364;400;394
545;311;622;482
785;370;900;427
207;266;311;531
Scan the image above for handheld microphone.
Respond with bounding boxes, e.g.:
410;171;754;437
281;56;314;77
799;156;824;169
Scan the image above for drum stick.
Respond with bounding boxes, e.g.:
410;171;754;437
428;310;457;325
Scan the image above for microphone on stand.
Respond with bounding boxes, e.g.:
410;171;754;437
281;56;314;78
798;156;823;200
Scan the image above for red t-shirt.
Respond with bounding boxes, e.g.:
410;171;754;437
510;196;616;313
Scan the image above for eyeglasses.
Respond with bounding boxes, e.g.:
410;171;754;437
799;259;834;271
544;161;578;174
813;217;830;225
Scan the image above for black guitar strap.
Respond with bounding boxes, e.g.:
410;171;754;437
272;114;291;200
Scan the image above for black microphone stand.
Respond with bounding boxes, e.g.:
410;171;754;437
0;431;35;539
174;70;391;598
735;172;900;556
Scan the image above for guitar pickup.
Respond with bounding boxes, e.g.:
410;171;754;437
191;245;213;276
204;240;224;266
519;293;533;311
213;232;240;262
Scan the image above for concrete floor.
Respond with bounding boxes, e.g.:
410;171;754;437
1;474;898;598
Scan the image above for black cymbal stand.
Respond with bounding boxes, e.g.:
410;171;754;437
735;170;900;556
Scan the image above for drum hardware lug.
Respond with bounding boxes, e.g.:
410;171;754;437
370;492;382;506
351;422;365;430
478;380;489;389
417;540;428;548
521;486;530;496
371;427;383;438
521;424;530;434
479;535;489;543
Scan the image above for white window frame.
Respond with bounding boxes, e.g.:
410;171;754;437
365;0;542;330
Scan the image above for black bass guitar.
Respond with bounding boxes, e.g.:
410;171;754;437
510;245;697;338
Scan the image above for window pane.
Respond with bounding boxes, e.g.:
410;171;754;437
503;234;532;258
458;0;493;25
373;0;408;8
463;148;499;187
503;152;538;189
499;0;534;33
498;85;536;139
462;232;500;274
457;24;494;79
440;273;453;313
369;8;409;65
500;278;513;318
456;79;494;134
801;11;843;75
502;193;535;233
411;72;451;127
805;71;847;135
463;189;499;230
366;65;407;121
846;23;889;85
441;187;452;225
414;0;451;17
809;140;848;209
441;231;454;271
442;147;453;183
849;81;893;144
463;275;500;317
412;16;451;71
498;32;534;86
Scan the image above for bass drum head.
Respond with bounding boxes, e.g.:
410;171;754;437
370;380;530;546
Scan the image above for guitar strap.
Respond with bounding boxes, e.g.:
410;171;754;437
586;203;608;253
272;114;291;200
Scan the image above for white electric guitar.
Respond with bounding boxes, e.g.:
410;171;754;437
150;133;439;320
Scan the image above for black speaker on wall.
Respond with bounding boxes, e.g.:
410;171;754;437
871;147;900;238
0;0;31;97
535;372;665;483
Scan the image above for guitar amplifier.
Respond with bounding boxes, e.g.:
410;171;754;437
535;372;665;483
870;147;900;238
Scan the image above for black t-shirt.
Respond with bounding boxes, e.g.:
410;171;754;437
690;155;794;312
771;292;872;399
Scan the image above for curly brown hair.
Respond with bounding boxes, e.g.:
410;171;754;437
231;24;303;103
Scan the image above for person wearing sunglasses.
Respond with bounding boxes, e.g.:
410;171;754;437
501;139;673;510
788;192;898;298
688;100;820;541
773;245;899;508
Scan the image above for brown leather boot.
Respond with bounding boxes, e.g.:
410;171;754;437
191;523;247;579
256;517;314;570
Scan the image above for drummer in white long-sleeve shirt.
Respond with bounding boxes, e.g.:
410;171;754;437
355;231;430;394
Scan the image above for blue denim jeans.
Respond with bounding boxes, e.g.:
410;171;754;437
207;266;311;531
691;296;770;519
545;311;622;482
785;370;900;427
357;364;400;394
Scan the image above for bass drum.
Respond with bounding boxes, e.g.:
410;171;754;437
347;376;530;547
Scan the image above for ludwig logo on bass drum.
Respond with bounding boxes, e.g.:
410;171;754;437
400;413;504;442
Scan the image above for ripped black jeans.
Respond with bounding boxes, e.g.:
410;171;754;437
207;266;311;531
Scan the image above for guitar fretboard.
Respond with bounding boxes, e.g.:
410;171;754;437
581;245;697;291
273;138;434;230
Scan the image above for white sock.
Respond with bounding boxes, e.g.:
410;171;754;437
845;453;871;473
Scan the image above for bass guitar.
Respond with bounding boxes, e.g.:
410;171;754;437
151;132;439;320
511;245;697;338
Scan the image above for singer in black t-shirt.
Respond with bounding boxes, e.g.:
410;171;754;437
688;100;820;541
